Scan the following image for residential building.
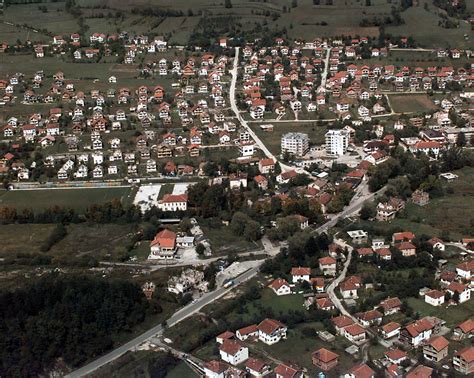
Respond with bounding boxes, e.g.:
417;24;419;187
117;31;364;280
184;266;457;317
423;336;449;362
257;318;287;345
453;346;474;375
219;340;248;366
312;348;339;371
281;132;309;157
269;278;291;296
149;229;177;260
325;130;349;156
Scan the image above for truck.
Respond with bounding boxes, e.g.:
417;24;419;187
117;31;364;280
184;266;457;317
223;280;234;288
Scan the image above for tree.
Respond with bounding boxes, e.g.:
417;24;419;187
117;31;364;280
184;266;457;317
196;243;205;256
452;290;460;303
456;132;467;147
360;201;376;220
225;0;232;8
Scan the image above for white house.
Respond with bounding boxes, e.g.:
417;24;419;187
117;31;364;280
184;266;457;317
257;318;287;345
219;340;248;366
424;290;445;306
268;278;291;296
291;267;311;283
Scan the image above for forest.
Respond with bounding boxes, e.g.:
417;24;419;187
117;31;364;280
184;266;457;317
0;275;154;377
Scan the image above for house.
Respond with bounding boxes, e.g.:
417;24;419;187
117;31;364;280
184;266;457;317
339;281;358;299
276;170;297;184
254;175;269;190
379;297;401;315
331;315;355;335
427;237;445;252
291;267;311;283
269;278;291;296
446;282;471;303
319;256;337;276
245;358;272;377
406;365;433;378
356;310;382;327
384;349;407;365
456;261;474;279
396;242;416;257
316;297;336;311
376;197;405;221
411;189;429;206
453;319;474;340
236;324;258;341
453;346;474;375
381;322;401;339
204;360;228;378
424;290;445;306
344;363;375;378
157;194;188;212
219;340;248;366
392;231;415;244
423;336;449;362
343;324;366;344
274;364;303;378
347;230;368;245
312;348;339;371
149;229;177;260
257;318;287;345
216;331;235;345
259;158;275;174
400;317;435;347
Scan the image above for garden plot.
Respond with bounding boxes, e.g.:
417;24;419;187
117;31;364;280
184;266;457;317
133;184;162;213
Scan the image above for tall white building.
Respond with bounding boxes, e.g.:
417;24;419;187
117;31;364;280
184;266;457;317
325;130;349;156
281;132;309;157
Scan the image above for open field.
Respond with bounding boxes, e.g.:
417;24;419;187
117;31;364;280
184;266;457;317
50;223;138;259
0;223;55;257
200;219;262;255
249;122;327;156
388;94;437;114
356;167;474;240
0;187;132;212
386;2;472;49
397;167;474;238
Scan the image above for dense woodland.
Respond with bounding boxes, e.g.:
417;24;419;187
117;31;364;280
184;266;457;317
0;275;155;377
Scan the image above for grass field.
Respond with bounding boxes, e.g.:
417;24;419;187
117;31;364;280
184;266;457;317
386;2;472;49
50;223;138;259
388;94;437;114
200;220;262;255
358;167;474;240
407;297;474;327
0;223;55;257
249;122;327;156
0;187;132;212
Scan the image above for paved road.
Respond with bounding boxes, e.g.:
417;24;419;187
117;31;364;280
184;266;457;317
66;266;260;378
320;47;331;89
229;47;304;174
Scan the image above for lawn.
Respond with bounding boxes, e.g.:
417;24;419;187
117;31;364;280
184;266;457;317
407;297;474;327
388;94;437;114
249;122;327;156
0;187;132;212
